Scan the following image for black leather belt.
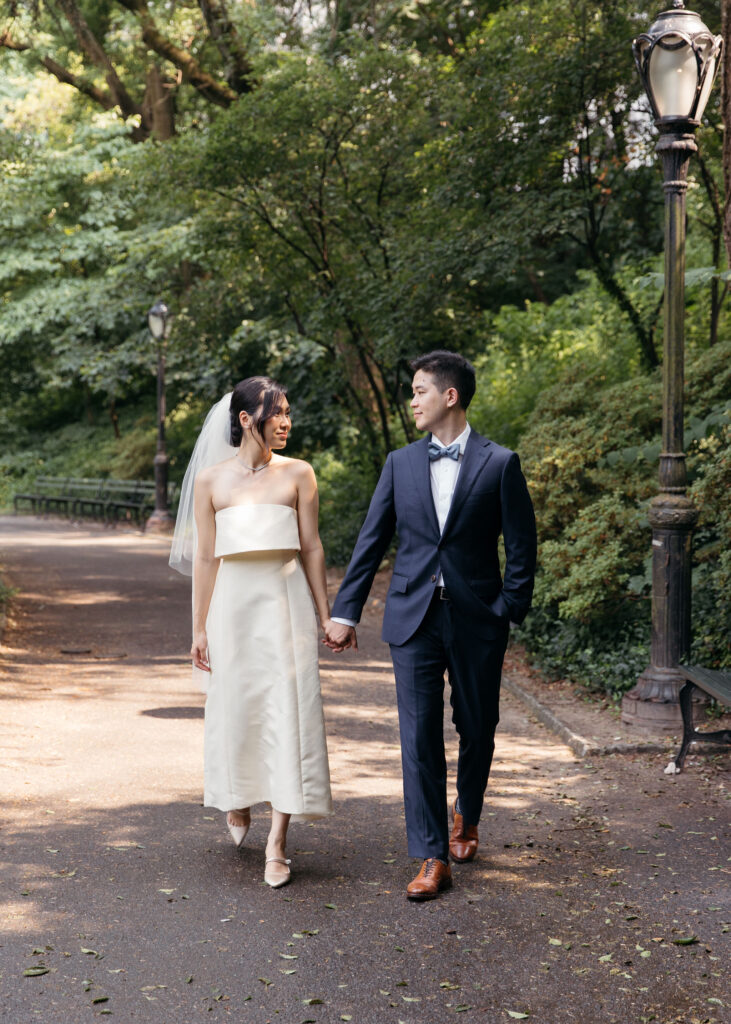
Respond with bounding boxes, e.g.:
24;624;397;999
434;586;450;602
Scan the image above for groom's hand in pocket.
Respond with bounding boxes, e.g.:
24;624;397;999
322;620;358;653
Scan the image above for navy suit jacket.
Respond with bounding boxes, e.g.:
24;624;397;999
331;430;537;646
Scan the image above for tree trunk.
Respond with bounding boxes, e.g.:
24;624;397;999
109;399;121;439
142;65;176;141
721;1;731;268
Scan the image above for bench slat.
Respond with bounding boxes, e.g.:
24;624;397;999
679;664;731;706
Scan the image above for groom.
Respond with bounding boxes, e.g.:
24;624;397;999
328;350;536;900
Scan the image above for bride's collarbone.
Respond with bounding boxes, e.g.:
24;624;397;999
213;457;299;509
221;478;297;510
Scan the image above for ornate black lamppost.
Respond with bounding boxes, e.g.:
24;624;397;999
146;300;176;533
622;2;722;729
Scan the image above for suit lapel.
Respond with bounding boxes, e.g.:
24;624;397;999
408;437;441;536
440;431;493;540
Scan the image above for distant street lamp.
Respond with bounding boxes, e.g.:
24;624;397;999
622;2;722;729
146;299;175;533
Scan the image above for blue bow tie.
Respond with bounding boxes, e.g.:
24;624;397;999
428;441;461;462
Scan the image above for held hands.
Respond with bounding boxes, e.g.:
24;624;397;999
191;630;211;672
321;618;358;654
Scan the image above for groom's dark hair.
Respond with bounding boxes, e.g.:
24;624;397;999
410;350;476;410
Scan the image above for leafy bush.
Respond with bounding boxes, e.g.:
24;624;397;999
312;448;377;568
688;423;731;669
469;270;653;449
516;338;731;694
517;604;651;699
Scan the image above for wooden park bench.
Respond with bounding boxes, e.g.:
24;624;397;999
102;480;166;527
14;476;177;530
665;664;731;773
14;476;106;517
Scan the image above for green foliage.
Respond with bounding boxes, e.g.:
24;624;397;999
536;495;639;623
468;270;652;448
0;575;18;612
517;604;651;699
516;340;731;693
0;402;202;510
689;422;731;668
311;449;377;567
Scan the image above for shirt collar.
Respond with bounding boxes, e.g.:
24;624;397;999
430;422;471;454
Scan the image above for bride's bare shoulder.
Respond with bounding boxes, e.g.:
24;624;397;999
273;454;315;479
195;457;238;487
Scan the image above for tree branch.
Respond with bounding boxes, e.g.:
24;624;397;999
197;0;254;94
41;56;115;110
55;0;140;118
115;0;237;107
0;31;28;51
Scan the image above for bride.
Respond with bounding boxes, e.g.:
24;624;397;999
170;377;336;888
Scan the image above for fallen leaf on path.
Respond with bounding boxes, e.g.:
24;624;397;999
23;968;49;977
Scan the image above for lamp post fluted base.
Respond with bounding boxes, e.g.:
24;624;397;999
621;494;698;730
146;508;176;534
621;666;685;730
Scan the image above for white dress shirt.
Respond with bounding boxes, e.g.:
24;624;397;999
332;423;471;625
430;423;470;585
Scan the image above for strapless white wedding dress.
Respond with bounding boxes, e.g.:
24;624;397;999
202;504;332;821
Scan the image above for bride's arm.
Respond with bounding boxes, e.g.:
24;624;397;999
191;473;218;672
296;463;333;630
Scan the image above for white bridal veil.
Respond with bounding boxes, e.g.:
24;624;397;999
169;393;236;576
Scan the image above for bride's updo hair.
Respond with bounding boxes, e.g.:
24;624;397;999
229;376;288;447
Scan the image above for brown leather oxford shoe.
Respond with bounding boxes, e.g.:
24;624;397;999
449;801;479;862
406;858;452;901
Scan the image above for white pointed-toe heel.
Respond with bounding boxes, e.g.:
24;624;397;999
226;811;250;849
264;857;292;888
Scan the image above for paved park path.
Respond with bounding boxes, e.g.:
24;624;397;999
0;516;728;1024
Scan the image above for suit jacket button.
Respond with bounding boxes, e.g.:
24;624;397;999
430;574;436;582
